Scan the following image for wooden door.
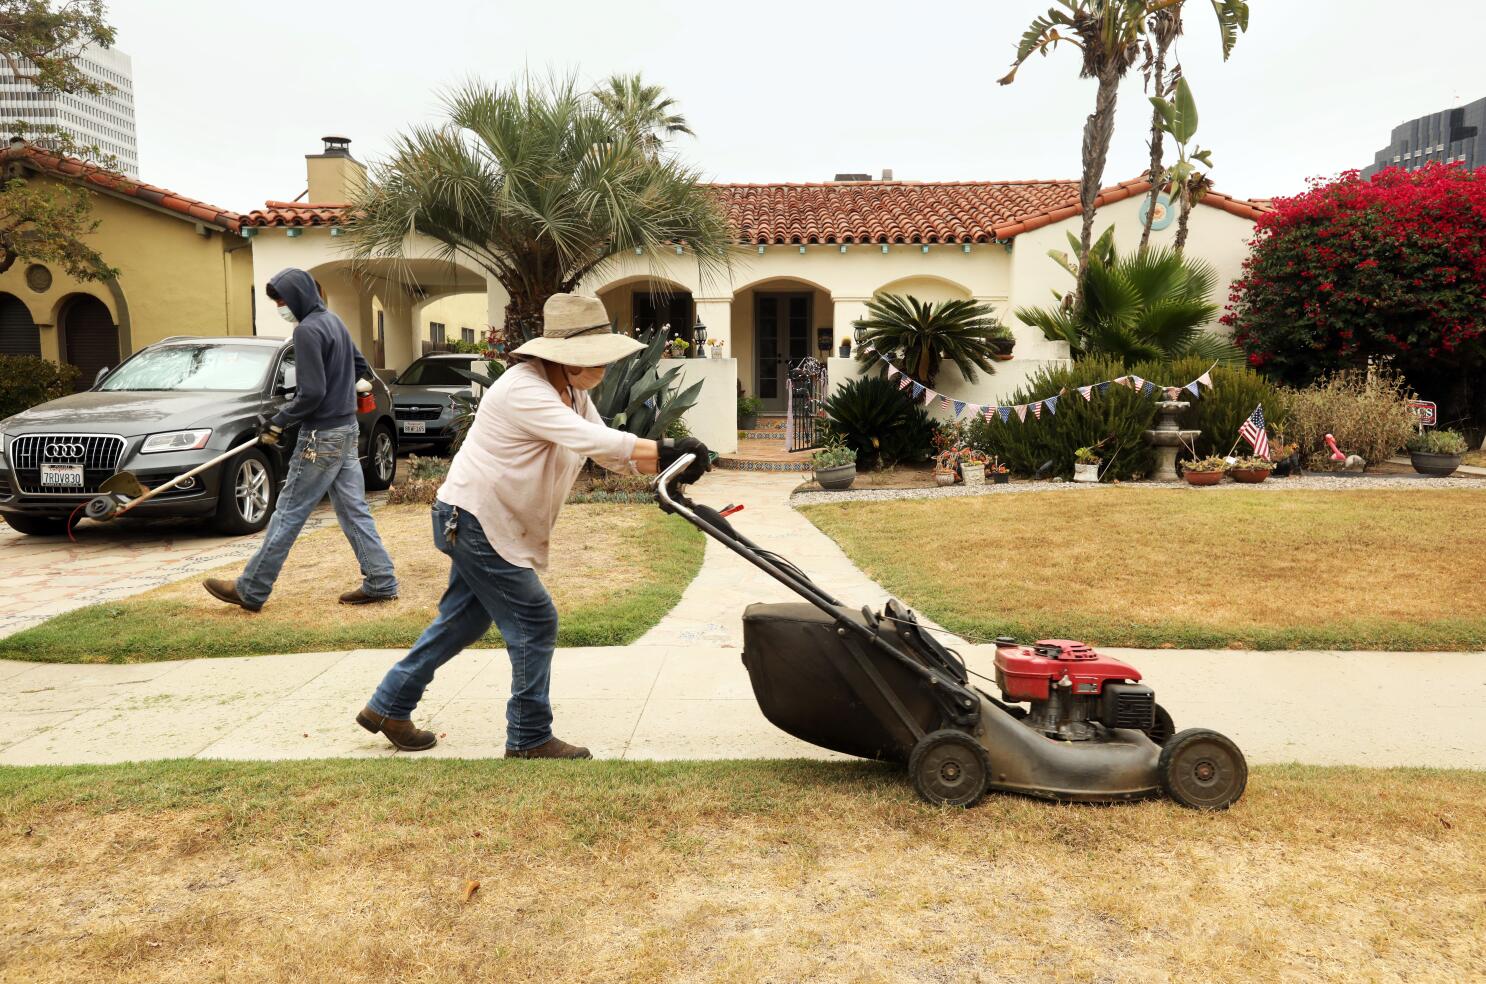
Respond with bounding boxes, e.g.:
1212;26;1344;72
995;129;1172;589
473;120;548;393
62;295;119;390
0;293;40;357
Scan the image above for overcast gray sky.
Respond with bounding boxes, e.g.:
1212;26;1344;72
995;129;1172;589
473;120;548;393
111;0;1481;213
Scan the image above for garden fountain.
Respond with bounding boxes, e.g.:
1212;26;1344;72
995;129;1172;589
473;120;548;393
1145;401;1200;482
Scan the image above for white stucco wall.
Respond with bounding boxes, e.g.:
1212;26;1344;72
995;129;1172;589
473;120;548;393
657;357;738;453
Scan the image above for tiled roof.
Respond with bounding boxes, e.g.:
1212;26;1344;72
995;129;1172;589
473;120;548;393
236;178;1273;241
2;141;240;232
241;201;351;228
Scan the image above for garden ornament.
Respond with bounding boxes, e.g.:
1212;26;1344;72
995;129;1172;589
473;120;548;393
1323;433;1347;462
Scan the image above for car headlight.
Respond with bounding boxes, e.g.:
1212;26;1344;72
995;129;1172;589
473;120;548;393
141;429;213;453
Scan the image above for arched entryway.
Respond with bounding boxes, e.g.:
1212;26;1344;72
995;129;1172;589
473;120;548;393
60;294;119;390
0;292;40;357
731;277;833;411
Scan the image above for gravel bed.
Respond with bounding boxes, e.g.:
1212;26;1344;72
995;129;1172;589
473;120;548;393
791;473;1485;506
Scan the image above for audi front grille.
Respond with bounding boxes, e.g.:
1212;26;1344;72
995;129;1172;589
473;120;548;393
11;434;126;495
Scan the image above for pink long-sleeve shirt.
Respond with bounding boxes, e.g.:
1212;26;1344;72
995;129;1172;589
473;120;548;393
437;360;638;571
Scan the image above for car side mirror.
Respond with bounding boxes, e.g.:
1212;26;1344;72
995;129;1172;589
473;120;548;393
93;366;110;387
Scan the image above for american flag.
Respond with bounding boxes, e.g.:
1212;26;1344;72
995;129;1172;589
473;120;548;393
1239;404;1270;459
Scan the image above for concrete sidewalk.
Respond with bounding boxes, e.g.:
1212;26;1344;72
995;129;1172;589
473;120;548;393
3;470;1483;769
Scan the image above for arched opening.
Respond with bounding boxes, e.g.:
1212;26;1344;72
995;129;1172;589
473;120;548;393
873;275;973;305
596;276;694;345
0;292;40;357
731;277;833;411
60;294;119;390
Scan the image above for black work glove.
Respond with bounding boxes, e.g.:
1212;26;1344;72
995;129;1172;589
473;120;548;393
258;419;285;448
659;437;711;485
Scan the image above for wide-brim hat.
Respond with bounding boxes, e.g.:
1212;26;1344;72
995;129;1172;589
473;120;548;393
510;293;645;368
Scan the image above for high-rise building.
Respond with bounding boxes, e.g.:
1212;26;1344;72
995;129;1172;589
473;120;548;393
1;46;138;177
1363;97;1483;178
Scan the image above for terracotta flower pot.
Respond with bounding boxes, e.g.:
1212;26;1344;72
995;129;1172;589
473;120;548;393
1184;470;1224;486
1228;467;1272;484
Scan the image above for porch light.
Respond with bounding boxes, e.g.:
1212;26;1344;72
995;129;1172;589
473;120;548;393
853;324;866;346
693;318;707;346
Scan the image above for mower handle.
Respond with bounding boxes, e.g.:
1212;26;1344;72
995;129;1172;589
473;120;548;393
653;452;697;518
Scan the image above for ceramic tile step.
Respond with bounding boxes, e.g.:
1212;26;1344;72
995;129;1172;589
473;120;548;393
737;429;789;441
717;437;815;472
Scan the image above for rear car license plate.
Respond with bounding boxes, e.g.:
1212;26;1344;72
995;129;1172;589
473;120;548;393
40;464;84;488
401;421;426;434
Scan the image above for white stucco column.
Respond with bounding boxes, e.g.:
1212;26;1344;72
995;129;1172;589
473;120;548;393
378;288;417;372
833;297;870;348
693;297;733;353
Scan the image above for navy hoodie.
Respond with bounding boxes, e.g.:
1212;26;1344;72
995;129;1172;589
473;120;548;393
268;268;371;430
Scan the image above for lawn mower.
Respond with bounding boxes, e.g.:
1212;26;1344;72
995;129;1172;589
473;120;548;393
655;454;1247;810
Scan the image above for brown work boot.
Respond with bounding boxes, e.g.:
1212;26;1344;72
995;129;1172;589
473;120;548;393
203;577;262;613
339;587;398;605
356;706;437;751
505;736;592;760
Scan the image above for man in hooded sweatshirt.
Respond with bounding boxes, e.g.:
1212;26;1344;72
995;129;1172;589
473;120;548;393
203;267;399;612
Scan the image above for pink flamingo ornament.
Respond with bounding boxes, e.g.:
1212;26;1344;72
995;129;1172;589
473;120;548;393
1323;433;1346;462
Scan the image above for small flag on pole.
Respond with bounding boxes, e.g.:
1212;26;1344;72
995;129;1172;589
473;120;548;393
1239;404;1270;459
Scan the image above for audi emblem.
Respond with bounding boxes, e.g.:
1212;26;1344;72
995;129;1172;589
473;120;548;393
44;442;87;459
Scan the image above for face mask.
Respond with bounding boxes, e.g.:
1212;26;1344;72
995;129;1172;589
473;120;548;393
277;306;298;326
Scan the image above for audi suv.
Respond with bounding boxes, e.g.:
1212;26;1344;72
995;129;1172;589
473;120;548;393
0;335;398;536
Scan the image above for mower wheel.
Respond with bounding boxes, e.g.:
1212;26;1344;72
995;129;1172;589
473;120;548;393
909;729;990;808
1148;703;1175;745
1159;728;1247;811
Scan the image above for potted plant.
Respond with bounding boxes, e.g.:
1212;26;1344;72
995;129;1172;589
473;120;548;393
1407;429;1468;476
933;449;959;486
708;338;725;359
958;448;988;486
1228;455;1274;483
1073;446;1101;483
666;338;690;359
737;393;761;430
1182;456;1228;486
988;457;1010;484
838;336;852;358
812;442;858;490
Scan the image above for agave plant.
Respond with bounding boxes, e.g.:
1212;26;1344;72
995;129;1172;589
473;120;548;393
448;360;507;450
1016;241;1242;367
589;329;703;440
853;294;1015;387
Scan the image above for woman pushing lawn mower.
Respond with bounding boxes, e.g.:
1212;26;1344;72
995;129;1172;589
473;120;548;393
357;294;710;759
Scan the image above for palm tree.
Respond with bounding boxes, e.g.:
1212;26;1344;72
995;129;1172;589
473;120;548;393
1015;245;1242;367
853;294;1015;387
345;74;732;343
594;73;695;156
1138;1;1248;252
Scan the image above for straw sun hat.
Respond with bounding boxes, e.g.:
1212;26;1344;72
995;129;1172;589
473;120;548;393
510;293;645;368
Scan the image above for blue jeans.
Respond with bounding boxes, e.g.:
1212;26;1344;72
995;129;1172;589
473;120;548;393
236;423;398;608
367;500;559;751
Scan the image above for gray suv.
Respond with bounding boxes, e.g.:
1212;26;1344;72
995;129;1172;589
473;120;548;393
388;353;483;453
0;335;398;536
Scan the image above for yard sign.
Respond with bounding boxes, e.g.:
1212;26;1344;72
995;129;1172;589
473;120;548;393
1407;400;1438;428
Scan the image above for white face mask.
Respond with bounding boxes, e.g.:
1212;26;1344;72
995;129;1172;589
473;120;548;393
276;306;298;326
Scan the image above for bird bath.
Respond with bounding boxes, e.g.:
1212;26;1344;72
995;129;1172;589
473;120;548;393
1145;401;1200;482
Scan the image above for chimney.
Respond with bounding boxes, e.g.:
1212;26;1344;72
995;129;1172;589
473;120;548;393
881;168;894;181
305;135;366;203
833;172;871;182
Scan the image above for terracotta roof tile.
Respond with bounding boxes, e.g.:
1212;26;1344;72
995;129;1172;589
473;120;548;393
236;178;1274;241
1;142;241;232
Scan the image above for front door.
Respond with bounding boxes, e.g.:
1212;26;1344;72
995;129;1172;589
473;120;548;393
753;293;811;411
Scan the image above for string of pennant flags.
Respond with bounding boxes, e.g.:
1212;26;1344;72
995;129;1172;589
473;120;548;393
860;344;1216;423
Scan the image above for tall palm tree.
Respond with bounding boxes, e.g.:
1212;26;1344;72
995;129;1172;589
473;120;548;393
1015;245;1241;367
853;294;1015;387
344;74;732;343
594;73;695;156
1138;1;1249;252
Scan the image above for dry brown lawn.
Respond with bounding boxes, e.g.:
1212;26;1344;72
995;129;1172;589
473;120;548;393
804;487;1486;649
1;503;703;662
1;760;1481;983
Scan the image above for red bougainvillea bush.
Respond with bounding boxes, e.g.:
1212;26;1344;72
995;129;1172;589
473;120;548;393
1223;163;1486;426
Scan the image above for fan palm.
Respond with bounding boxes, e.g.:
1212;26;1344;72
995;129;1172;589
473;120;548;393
1016;245;1242;367
594;73;695;155
853;294;1015;387
344;73;733;343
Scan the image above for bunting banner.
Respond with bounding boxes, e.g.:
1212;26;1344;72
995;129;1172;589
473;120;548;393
1015;404;1028;422
998;406;1011;423
1141;381;1155;396
886;365;900;380
953;399;966;417
1031;401;1043;419
981;405;995;422
910;382;925;400
1079;385;1093;401
1197;371;1212;388
1186;381;1201;398
898;375;912;391
1045;394;1059;415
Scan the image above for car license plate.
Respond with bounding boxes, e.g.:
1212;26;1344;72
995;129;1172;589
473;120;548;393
40;464;84;488
401;421;426;434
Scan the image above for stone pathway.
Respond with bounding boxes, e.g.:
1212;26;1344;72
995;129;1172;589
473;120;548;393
1;473;1483;769
0;494;384;639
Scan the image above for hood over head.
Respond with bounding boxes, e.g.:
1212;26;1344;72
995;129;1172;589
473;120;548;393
268;268;326;322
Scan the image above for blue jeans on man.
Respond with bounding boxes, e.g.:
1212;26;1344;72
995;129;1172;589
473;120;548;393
367;500;559;751
236;423;398;608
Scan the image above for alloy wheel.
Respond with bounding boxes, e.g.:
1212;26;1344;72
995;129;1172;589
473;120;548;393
374;430;395;482
235;458;269;524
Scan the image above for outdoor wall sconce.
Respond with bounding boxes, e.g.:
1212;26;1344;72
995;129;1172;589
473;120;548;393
880;244;889;254
853;324;866;346
693;319;707;347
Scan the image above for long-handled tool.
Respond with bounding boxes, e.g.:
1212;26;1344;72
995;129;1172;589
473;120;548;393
82;438;263;524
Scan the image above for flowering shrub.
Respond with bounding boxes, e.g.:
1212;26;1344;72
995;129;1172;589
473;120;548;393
1224;164;1486;425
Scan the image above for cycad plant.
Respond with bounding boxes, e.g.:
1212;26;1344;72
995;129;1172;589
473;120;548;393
1016;240;1241;367
345;73;733;344
822;375;935;468
853;294;1015;387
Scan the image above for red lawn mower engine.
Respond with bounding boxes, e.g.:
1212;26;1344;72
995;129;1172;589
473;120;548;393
993;638;1172;743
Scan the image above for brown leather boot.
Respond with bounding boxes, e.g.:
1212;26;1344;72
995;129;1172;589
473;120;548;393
339;588;398;605
203;577;262;612
505;736;592;760
356;706;437;751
